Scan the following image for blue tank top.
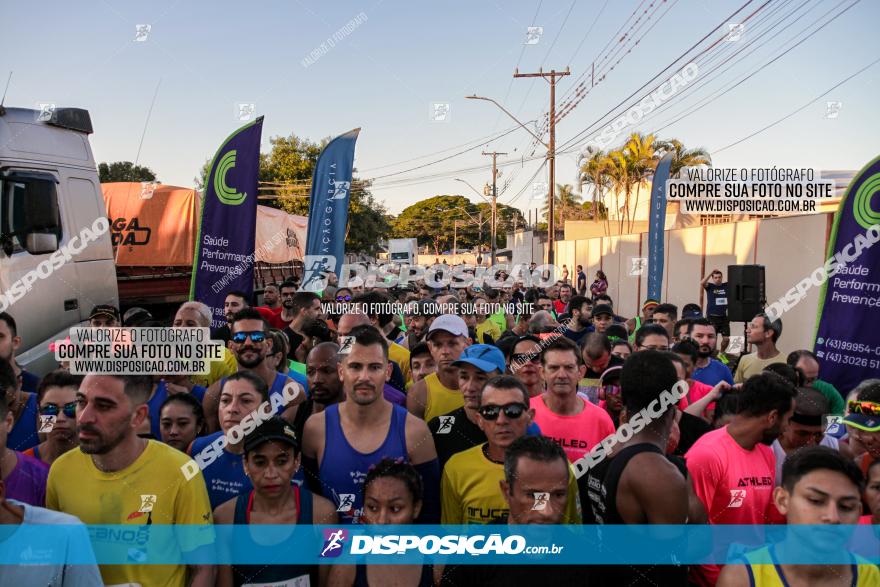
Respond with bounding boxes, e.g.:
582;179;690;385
8;393;39;451
189;431;250;510
319;403;409;524
231;487;318;587
148;383;208;440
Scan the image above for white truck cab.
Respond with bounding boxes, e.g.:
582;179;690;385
0;106;117;375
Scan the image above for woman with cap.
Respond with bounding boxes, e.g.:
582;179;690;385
214;416;338;587
327;457;434;587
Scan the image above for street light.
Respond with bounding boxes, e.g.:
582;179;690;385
466;93;557;266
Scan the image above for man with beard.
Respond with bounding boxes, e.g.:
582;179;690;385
291;342;344;441
689;318;734;386
213;291;249;344
407;315;471;421
202;308;305;433
561;295;593;345
685;371;796;586
553;283;572;316
403;299;434;349
508;335;545;397
337;314;406;406
47;374;215;586
261;283;281;311
282;290;322;362
301;326;439;523
735;313;785;383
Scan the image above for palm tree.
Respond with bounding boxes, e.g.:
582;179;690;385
656;138;712;177
623;133;660;232
542;183;583;237
579;147;612;231
604;149;638;234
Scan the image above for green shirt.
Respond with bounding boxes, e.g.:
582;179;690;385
812;379;845;415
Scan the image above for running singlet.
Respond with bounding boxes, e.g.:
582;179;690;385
7;393;39;451
319;403;409;524
189;431;250;510
230;487;317;587
423;372;463;422
581;443;689;586
740;545;879;586
440;443;581;525
530;394;616;463
220;372;295;417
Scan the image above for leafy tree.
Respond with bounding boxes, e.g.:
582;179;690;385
656;139;712;178
474;202;527;248
393;195;482;255
98;161;157;183
195;133;389;253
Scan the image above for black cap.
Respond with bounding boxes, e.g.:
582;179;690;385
605;324;629;341
592;304;614;318
243;417;300;455
89;304;120;322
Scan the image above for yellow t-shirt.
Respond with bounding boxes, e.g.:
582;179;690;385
440;443;581;524
476;319;502;344
742;546;880;586
46;440;214;587
424;372;463;423
733;352;785;383
389;341;412;385
191;345;237;388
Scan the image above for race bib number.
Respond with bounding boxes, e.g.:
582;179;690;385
715;297;727;306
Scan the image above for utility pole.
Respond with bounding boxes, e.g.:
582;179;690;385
453;220;458;260
514;67;570;266
482;150;507;266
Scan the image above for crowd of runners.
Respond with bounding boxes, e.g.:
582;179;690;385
0;266;878;586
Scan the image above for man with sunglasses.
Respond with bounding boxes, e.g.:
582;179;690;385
440;374;580;524
202;308;305;433
532;337;615;463
843;380;880;479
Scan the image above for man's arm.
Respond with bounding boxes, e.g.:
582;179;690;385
202;380;222;434
406;378;428;419
684;382;728;419
301;412;326;495
406;415;440;523
716;562;750;586
701;273;713;287
278;377;306;426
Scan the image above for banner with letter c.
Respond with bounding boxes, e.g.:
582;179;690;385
190;117;264;330
814;154;880;394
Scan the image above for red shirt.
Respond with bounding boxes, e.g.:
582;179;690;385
685;426;778;586
530;394;616;463
256;306;288;330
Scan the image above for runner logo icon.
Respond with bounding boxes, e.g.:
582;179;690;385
320;529;348;558
337;494;355;512
728;489;746;508
437;416;455;434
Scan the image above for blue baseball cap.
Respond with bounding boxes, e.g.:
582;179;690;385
452;344;506;374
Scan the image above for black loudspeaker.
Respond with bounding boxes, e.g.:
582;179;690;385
726;265;766;322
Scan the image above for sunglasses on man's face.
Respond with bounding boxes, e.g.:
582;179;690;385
478;402;528;421
848;400;880;417
39;401;77;418
336;295;352;302
232;331;267;344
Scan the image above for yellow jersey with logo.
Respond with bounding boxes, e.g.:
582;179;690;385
46;440;214;587
741;546;880;586
424;372;464;422
192;345;237;388
440;443;581;524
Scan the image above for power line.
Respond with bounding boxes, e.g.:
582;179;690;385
712;55;880;154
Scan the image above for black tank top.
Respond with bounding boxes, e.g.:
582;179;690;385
230;487;319;586
580;443;690;586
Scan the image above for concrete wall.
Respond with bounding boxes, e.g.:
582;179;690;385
548;213;833;352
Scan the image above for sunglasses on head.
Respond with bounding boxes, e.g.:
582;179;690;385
336;294;352;302
232;331;266;344
478;402;528;421
39;401;77;418
511;353;541;364
848;400;880;416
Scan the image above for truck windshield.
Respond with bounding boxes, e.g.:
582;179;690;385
390;252;410;260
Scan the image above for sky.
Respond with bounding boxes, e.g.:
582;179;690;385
4;0;878;215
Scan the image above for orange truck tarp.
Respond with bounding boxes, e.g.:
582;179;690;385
102;182;307;267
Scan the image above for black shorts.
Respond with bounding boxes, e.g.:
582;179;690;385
708;314;730;336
